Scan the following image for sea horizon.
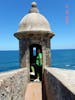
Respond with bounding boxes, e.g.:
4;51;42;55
0;48;75;51
0;49;75;72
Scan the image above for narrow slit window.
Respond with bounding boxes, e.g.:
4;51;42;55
33;47;36;56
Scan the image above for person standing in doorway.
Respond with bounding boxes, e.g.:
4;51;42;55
35;49;43;81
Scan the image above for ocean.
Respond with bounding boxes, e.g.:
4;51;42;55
0;49;75;72
51;49;75;70
0;51;19;72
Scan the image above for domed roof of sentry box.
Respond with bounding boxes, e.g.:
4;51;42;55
18;2;51;32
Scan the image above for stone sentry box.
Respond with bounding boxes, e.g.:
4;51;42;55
14;2;54;73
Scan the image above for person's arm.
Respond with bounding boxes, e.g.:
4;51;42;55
39;53;43;66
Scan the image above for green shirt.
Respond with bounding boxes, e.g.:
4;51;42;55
36;53;43;67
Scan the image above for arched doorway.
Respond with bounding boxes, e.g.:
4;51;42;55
29;44;42;81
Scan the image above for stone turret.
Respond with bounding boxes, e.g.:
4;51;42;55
14;2;54;69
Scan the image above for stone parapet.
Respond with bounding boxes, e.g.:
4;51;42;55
43;67;75;100
0;68;29;100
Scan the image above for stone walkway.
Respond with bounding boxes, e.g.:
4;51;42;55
25;82;42;100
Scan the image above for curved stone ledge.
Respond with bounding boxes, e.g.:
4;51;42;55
0;68;29;100
44;67;75;100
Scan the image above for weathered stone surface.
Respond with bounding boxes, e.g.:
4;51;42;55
0;68;29;100
43;67;75;100
18;2;51;32
19;35;51;70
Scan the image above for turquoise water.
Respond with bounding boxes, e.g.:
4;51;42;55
0;49;75;72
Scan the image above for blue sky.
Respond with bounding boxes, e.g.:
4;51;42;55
0;0;75;50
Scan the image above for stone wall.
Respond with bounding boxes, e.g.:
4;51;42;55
0;68;29;100
19;34;51;69
43;67;75;100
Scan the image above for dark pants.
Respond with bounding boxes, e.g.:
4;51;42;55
35;65;42;81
